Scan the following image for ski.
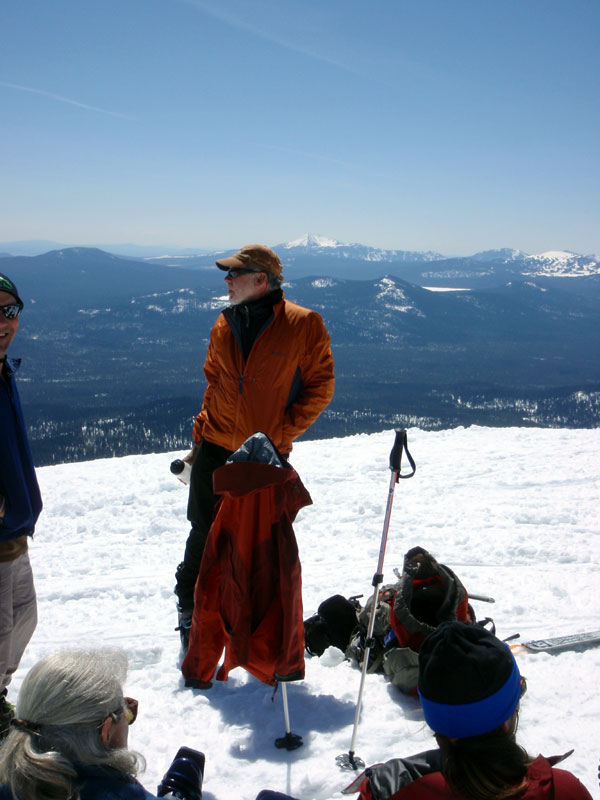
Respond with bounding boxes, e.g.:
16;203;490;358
513;630;600;653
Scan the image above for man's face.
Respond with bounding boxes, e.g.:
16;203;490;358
225;270;268;305
0;290;20;360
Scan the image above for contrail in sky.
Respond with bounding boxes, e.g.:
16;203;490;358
179;0;421;91
181;0;363;77
0;82;134;120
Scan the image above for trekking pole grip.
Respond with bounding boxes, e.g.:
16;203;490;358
389;429;416;481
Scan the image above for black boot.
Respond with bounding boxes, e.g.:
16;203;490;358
176;606;193;652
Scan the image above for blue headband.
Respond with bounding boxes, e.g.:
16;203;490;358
418;658;522;738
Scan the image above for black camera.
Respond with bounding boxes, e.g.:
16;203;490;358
157;746;205;800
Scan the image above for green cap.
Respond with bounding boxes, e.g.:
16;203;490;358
0;273;23;306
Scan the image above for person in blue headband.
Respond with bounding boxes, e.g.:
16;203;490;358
417;620;523;740
343;621;592;800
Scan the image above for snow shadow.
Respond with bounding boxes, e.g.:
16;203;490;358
177;676;357;762
384;682;425;722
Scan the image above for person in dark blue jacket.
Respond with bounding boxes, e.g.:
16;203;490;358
0;272;42;738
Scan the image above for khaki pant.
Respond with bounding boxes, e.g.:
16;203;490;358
0;551;37;692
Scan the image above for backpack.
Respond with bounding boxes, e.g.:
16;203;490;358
382;546;476;692
345;584;398;674
305;546;487;694
390;545;474;650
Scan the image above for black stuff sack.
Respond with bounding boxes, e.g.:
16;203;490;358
304;594;360;656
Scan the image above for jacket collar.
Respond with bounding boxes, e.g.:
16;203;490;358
228;287;283;317
1;356;20;380
75;763;138;784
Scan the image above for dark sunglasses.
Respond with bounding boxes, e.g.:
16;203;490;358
0;303;23;320
105;696;138;726
224;268;263;280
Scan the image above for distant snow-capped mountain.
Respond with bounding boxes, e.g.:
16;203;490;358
277;235;600;275
276;232;444;262
282;233;344;249
522;250;600;277
469;248;527;262
467;247;600;275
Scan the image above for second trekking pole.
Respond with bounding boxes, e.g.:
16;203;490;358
336;428;416;771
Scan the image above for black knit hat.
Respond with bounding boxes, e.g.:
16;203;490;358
418;621;521;738
0;273;23;307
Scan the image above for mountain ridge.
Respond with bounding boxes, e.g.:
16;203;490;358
2;234;598;273
1;244;598;465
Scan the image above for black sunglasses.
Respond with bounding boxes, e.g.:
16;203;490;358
0;303;23;320
224;268;264;280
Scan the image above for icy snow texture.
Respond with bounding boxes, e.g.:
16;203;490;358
12;427;600;799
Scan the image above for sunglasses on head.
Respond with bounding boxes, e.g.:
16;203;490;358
105;696;138;726
225;267;264;280
0;303;23;320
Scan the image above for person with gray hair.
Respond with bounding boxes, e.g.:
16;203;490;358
0;647;152;800
0;646;283;800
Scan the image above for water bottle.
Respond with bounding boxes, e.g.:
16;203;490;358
170;459;192;485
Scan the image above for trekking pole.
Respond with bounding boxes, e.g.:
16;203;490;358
336;430;416;771
275;682;303;751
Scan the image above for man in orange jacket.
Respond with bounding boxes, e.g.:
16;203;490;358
174;244;335;648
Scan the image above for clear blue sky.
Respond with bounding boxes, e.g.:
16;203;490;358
1;0;598;255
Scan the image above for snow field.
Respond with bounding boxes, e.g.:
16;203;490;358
11;426;600;799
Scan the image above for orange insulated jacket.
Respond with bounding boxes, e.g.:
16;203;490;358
192;295;335;454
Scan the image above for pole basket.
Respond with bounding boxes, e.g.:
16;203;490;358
275;732;303;750
336;751;366;771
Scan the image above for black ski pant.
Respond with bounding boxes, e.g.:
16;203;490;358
174;439;232;611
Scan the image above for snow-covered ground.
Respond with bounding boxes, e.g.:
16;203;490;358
13;427;600;799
